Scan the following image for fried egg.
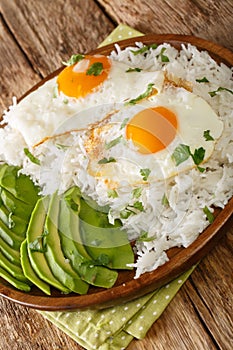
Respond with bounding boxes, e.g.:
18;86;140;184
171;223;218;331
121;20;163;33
83;86;223;188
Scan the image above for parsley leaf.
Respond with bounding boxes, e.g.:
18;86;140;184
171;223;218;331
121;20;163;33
203;206;214;223
24;148;41;165
126;83;155;105
132;187;143;199
120;117;129;129
105;136;123;150
62;54;84;66
209;87;233;97
130;44;158;56
132;201;144;212
137;231;156;242
126;67;142;72
107;189;118;198
171;144;205;172
86;62;103;76
162;193;169;207
140;168;151;181
196;77;209;83
160;47;169;62
120;209;133;219
98;157;116;164
203;130;214;141
171;144;191;166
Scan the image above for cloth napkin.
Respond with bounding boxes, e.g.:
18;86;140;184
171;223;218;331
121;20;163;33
39;24;197;350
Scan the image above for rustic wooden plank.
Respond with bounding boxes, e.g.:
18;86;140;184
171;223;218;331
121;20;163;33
97;0;233;51
0;17;40;112
0;0;115;78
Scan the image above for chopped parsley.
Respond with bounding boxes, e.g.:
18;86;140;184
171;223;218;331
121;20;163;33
132;187;143;199
24;148;41;165
120;117;129;129
62;54;84;66
137;231;156;242
203;206;214;223
160;47;169;62
98;157;116;164
130;43;158;56
162;193;169;207
171;144;205;172
140;168;151;181
105;135;123;150
203;130;214;141
126;67;142;73
125;83;155;105
86;62;103;76
132;201;144;212
196;77;209;83
53;85;59;98
209;87;233;97
107;189;118;198
56;143;70;150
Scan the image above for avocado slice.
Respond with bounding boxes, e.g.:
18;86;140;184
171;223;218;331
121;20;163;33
0;250;29;283
26;196;70;293
0;218;23;249
0;236;21;266
0;202;28;234
78;198;134;270
20;239;51;295
0;266;31;292
0;164;40;205
1;188;34;221
44;193;89;294
59;197;118;288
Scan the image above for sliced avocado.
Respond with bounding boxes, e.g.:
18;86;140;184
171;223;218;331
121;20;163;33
1;188;33;221
0;236;21;266
0;202;28;234
44;193;89;294
0;266;31;292
59;197;118;288
78;198;134;270
0;164;40;205
0;218;23;249
26;196;70;293
0;250;29;283
20;239;51;295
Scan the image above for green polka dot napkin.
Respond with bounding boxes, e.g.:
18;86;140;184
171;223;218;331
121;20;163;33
39;25;197;350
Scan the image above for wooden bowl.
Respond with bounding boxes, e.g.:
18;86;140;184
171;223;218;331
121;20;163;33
0;34;233;311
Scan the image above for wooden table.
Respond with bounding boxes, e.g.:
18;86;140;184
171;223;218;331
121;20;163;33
0;1;232;349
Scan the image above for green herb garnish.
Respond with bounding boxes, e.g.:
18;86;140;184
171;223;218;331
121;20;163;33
196;77;209;83
160;47;169;62
105;136;123;150
203;206;214;223
171;144;205;172
86;62;103;76
162;193;169;207
137;231;156;242
62;54;84;66
126;67;142;73
95;254;110;266
120;117;129;130
203;130;214;141
120;209;133;219
132;187;143;199
130;44;158;56
56;143;70;150
24;148;41;165
53;85;59;98
107;189;118;198
98;157;116;164
209;87;233;97
132;201;144;212
140;168;151;181
126;83;155;105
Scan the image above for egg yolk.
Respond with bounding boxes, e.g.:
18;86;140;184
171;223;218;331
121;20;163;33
57;55;111;98
126;107;178;154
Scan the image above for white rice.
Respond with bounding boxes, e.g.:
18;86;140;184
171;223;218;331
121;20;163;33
1;42;232;278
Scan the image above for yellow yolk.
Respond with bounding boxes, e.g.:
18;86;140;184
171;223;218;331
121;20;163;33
126;107;178;154
57;55;111;98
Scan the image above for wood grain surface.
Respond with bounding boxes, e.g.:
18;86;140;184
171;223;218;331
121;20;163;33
0;0;232;349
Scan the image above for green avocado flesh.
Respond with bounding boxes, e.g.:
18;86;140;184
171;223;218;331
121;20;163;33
0;165;134;295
